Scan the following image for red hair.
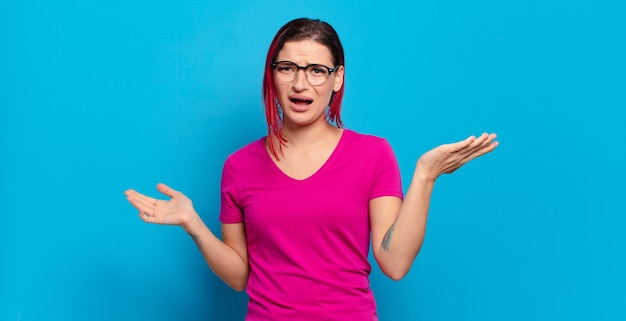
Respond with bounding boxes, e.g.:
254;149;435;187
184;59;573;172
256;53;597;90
262;18;345;160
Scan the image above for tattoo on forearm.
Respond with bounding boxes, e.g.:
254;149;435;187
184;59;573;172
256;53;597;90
188;232;202;249
382;223;396;252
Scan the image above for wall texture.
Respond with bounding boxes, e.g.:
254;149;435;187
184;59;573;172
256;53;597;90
1;0;625;320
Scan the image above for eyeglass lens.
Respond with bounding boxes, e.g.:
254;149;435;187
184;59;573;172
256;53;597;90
274;62;332;86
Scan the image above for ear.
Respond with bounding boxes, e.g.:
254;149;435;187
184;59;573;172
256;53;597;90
332;65;345;92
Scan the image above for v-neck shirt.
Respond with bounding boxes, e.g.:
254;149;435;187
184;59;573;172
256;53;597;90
220;129;403;320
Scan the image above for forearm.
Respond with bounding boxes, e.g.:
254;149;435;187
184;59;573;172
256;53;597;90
183;216;249;291
376;166;435;280
374;133;498;280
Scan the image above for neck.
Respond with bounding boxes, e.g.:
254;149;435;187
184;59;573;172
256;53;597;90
281;120;341;148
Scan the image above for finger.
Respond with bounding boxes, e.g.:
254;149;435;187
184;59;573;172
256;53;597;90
449;135;476;152
446;134;484;157
460;138;499;162
462;133;497;155
479;140;499;155
125;192;147;211
140;211;159;223
157;183;178;198
477;133;497;147
139;206;173;225
472;134;498;154
125;191;159;214
127;191;158;210
466;133;490;150
125;189;158;205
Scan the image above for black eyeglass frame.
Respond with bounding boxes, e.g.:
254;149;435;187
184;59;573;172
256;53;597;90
271;60;341;85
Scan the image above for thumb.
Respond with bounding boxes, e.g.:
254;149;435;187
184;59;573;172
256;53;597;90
450;135;475;152
156;183;178;198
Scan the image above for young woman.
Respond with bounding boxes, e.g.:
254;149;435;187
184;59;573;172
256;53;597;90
125;18;498;320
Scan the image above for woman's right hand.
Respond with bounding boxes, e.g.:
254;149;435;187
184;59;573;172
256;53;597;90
125;183;198;228
126;183;250;291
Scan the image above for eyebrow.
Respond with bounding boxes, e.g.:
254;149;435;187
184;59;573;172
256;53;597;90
274;53;334;65
275;59;333;66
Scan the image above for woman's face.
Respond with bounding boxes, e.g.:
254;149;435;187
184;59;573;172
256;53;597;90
274;40;344;129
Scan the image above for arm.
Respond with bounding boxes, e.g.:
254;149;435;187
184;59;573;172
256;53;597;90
371;133;498;280
185;220;249;291
125;183;249;291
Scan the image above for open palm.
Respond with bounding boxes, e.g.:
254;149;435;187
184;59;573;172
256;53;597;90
125;183;196;226
418;133;499;180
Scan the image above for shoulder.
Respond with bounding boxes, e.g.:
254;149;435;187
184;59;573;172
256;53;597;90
342;129;393;152
339;130;399;171
223;137;267;168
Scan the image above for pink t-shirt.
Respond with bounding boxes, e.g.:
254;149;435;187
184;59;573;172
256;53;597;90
220;130;403;321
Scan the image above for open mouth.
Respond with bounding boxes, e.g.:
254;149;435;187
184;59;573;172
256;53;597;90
290;97;313;105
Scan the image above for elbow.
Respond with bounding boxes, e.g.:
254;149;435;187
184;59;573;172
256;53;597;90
379;256;415;281
223;272;249;292
388;272;406;282
231;284;246;292
377;254;415;281
378;260;411;281
227;278;248;292
384;267;410;281
375;235;424;281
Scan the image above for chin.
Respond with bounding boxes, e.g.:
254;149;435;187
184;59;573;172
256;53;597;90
284;113;327;128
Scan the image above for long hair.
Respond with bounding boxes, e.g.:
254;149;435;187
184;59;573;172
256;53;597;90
262;18;345;159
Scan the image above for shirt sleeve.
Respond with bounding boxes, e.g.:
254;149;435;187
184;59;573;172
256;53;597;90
369;138;404;200
219;157;244;223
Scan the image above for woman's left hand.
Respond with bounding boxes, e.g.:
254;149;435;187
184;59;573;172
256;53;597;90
416;133;499;181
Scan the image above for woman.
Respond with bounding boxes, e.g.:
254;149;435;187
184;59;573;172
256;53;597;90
125;18;498;320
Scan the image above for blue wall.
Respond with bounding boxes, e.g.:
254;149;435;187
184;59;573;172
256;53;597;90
2;1;625;320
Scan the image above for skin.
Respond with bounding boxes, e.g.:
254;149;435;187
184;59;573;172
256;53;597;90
268;40;345;178
124;39;499;291
125;183;249;291
370;132;498;279
273;40;343;132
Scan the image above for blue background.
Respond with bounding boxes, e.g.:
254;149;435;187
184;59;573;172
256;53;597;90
1;0;625;320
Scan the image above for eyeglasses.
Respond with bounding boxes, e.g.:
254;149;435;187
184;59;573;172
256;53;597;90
271;61;340;86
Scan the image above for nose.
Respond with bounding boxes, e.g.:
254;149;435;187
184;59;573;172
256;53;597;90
292;68;309;91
